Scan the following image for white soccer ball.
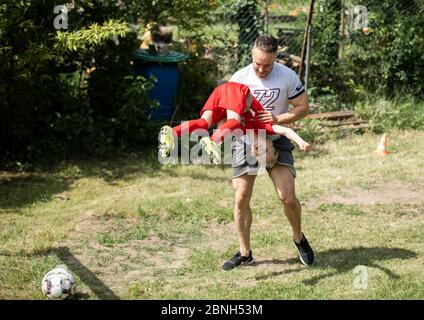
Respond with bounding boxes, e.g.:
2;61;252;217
41;267;77;299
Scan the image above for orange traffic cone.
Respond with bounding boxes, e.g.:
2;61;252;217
376;134;390;155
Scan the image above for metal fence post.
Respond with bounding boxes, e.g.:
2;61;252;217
305;19;312;91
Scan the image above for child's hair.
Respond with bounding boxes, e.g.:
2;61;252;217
252;140;278;168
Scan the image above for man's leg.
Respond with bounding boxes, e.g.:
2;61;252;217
233;174;256;256
269;164;302;242
221;173;256;271
222;133;259;271
269;164;315;265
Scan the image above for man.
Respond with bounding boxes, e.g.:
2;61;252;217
222;35;315;271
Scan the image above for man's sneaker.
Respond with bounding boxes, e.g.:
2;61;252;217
294;233;315;266
199;136;221;164
221;251;254;271
158;125;174;157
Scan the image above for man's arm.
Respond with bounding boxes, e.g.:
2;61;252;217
256;92;309;125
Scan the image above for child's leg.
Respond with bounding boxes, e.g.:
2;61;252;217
216;117;227;129
172;110;212;137
209;110;244;144
226;109;242;122
200;110;213;127
159;111;213;158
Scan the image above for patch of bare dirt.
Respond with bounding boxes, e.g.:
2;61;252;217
74;209;138;235
325;181;424;206
63;232;190;295
200;221;235;252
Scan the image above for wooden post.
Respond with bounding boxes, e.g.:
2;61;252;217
298;0;315;79
305;20;312;90
338;0;345;59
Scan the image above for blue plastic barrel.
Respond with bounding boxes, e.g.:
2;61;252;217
134;49;189;122
136;62;180;121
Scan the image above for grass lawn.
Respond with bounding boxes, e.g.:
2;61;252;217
1;129;423;299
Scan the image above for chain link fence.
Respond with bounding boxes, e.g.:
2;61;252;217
208;0;310;77
204;0;424;107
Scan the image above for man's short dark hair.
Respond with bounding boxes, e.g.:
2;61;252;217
253;35;278;53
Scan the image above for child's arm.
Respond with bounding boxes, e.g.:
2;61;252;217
271;124;311;152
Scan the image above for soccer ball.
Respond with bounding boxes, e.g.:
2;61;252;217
41;266;77;299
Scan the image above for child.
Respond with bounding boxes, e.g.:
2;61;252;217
158;82;310;164
158;82;260;164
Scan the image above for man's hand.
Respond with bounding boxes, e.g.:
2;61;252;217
256;110;276;124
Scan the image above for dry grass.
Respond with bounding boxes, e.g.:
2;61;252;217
1;129;423;299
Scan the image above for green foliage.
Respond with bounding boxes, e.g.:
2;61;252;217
161;2;221;122
125;0;213;30
55;20;130;51
208;0;262;74
310;0;350;104
294;117;348;145
310;0;424;104
295;118;325;143
355;97;424;132
173;40;220;121
345;0;424;98
0;1;155;165
0;0;215;166
230;0;261;69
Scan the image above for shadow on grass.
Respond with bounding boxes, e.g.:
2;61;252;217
1;139;324;211
252;246;417;285
48;152;230;185
0;174;75;211
0;132;334;210
0;152;230;211
1;247;120;300
252;257;298;267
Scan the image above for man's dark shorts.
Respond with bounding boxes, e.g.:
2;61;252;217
231;135;297;178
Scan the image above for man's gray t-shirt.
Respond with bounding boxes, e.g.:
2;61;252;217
230;62;305;116
229;62;305;176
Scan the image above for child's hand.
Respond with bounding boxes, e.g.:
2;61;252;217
299;141;311;152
